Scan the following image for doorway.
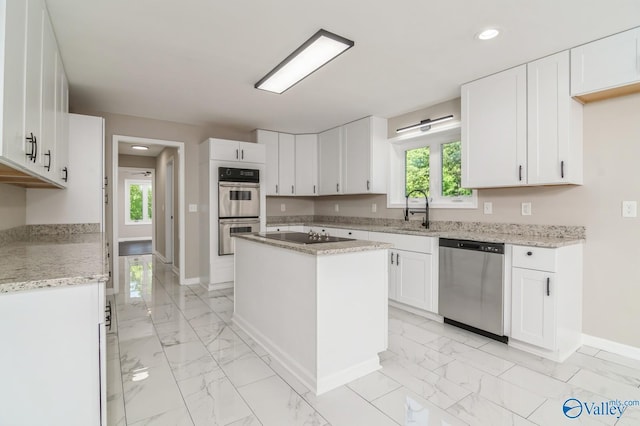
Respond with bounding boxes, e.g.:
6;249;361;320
111;135;187;295
119;167;154;256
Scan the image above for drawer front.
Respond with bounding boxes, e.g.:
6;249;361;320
512;245;557;272
369;231;433;254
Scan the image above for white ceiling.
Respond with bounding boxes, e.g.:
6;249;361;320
45;0;640;134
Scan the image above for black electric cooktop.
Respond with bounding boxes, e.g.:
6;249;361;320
260;231;354;245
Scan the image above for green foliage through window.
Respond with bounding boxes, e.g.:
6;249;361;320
126;180;152;224
441;141;471;196
405;146;430;196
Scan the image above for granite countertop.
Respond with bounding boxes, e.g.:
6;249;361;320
0;232;108;294
267;221;585;248
235;233;393;256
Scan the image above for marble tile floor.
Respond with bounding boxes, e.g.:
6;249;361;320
108;254;640;426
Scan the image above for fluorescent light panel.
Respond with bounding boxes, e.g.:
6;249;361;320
255;29;354;94
396;115;454;134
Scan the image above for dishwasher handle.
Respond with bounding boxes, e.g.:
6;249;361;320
439;238;504;254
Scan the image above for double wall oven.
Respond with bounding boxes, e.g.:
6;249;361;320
218;167;260;255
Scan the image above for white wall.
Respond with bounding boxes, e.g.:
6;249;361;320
118;167;153;240
0;184;26;231
26;114;103;226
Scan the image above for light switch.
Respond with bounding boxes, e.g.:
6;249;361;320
188;204;197;212
622;201;637;218
280;203;286;212
334;203;339;212
521;202;532;216
483;202;493;214
371;203;377;213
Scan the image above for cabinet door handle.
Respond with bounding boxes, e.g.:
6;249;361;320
44;150;52;171
390;252;394;264
396;253;400;265
104;176;108;187
560;160;565;179
25;133;36;161
526;251;533;256
336;183;339;192
62;167;68;182
275;184;278;194
313;185;316;194
518;165;523;181
241;149;244;160
366;180;370;190
236;149;239;159
291;185;294;194
546;277;550;296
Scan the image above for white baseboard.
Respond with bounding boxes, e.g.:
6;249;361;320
118;237;152;242
582;334;640;361
181;277;200;286
171;265;180;276
208;282;233;291
389;300;443;323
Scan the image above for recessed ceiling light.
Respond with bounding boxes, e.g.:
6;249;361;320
131;145;149;150
477;28;500;41
255;29;355;94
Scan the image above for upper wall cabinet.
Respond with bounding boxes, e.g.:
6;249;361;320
209;138;265;163
571;27;640;103
294;134;318;196
0;0;69;188
318;126;342;195
342;116;388;194
256;130;295;195
462;65;527;188
318;116;388;195
462;51;583;188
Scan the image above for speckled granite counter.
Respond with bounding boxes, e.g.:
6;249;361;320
266;217;585;248
0;232;108;294
235;233;392;255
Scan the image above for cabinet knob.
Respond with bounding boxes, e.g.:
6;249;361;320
526;251;533;256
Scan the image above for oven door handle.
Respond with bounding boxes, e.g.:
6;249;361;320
218;182;260;188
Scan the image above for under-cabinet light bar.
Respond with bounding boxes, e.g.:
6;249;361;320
396;115;454;134
255;29;354;94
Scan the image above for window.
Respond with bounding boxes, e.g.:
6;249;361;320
125;179;153;225
389;126;476;209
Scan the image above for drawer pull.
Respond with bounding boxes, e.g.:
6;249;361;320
546;277;550;296
526;251;533;256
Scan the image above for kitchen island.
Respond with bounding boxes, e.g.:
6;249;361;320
233;232;392;395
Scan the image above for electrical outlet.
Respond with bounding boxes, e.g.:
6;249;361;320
280;203;286;212
622;201;637;218
334;203;339;212
371;203;377;213
483;202;493;214
188;204;198;212
521;202;532;216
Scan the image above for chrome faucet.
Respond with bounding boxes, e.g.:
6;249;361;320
405;189;429;229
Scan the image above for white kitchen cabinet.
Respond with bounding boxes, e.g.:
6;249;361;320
511;267;556;350
342;116;388;194
0;282;106;425
0;0;69;187
0;0;28;168
294;134;318;195
55;53;70;183
318;126;342;195
209;138;265;163
369;231;437;313
462;65;527;188
527;52;583;185
571;27;640;102
278;133;295;195
463;54;583;188
256;130;295;195
509;244;583;361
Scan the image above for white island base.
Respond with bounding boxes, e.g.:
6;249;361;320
233;236;389;395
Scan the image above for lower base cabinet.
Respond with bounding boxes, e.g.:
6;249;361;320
509;244;582;361
0;282;105;425
389;249;434;312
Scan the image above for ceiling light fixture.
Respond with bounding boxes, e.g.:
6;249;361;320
255;29;355;94
477;28;500;40
131;145;149;151
396;115;455;134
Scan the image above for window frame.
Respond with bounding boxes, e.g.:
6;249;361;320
124;178;153;225
387;125;477;209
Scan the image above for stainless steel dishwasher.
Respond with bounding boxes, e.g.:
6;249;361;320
438;238;507;342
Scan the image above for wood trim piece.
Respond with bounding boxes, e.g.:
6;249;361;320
574;82;640;103
0;162;60;188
